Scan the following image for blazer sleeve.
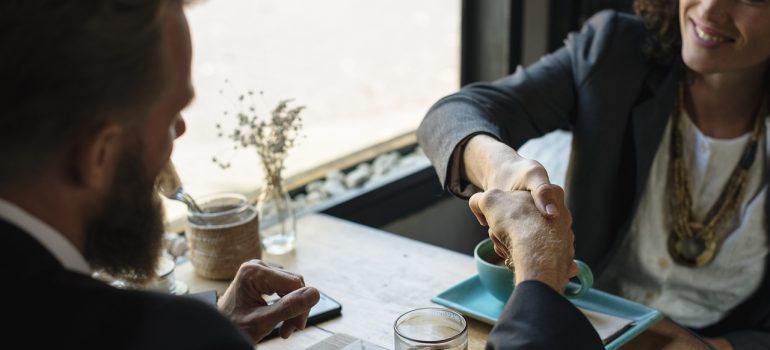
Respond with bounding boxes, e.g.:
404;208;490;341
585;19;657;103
417;10;625;191
725;330;770;350
130;296;254;350
486;280;604;350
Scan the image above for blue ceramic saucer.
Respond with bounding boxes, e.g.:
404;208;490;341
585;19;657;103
432;275;663;350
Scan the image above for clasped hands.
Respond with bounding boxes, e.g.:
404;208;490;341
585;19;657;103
464;134;578;293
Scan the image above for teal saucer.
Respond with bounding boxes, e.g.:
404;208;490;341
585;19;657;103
432;275;663;350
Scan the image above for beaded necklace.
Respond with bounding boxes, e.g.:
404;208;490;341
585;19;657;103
667;84;766;267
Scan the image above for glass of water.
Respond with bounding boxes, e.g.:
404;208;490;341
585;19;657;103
394;308;468;350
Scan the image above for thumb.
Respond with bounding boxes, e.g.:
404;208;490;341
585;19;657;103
258;287;320;337
531;181;559;219
516;160;557;218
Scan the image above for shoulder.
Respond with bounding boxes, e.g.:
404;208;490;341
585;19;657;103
572;10;648;47
565;10;651;82
584;10;646;32
14;275;252;350
565;10;649;72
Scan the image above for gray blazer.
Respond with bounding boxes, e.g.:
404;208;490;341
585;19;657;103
418;10;770;349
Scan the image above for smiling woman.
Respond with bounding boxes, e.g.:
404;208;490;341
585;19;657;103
416;0;770;348
164;0;460;222
680;0;770;77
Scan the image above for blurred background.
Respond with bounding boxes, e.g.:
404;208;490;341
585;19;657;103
169;0;634;254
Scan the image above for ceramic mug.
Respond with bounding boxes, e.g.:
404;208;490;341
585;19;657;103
474;238;594;302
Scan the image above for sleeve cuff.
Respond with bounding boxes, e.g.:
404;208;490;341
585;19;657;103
447;132;500;199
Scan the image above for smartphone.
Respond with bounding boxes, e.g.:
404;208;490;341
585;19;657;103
264;291;342;339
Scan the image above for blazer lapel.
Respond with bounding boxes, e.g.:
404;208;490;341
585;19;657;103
631;64;681;201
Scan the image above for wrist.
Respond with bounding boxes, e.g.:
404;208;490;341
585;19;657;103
463;134;520;190
510;250;565;294
514;266;563;293
461;134;492;188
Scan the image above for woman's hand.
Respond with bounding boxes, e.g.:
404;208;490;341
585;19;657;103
218;260;320;343
462;134;563;219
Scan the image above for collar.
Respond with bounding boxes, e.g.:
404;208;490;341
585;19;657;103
0;198;91;275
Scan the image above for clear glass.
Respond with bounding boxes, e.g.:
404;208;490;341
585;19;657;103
186;193;261;279
394;308;468;350
91;253;188;295
257;181;297;255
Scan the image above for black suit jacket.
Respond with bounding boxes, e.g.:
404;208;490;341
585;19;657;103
1;219;252;350
1;218;604;350
418;10;770;349
488;281;604;350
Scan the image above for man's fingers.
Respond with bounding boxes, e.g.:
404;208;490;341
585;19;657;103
282;287;318;338
238;260;306;296
568;261;579;278
468;192;488;226
280;317;302;339
260;287;320;338
279;270;306;289
489;232;509;259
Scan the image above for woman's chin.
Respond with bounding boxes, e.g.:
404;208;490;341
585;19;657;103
682;55;724;76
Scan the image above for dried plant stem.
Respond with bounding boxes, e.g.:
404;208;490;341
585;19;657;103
214;94;304;194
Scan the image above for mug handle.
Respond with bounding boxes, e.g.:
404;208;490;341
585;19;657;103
563;260;594;299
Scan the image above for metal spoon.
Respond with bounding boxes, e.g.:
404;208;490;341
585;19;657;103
156;161;204;213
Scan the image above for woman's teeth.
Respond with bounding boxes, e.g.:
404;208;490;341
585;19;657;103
695;26;729;43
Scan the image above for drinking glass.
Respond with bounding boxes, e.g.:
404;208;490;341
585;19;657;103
186;193;261;279
394;308;468;350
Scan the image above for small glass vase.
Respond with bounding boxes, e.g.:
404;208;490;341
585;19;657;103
257;180;297;255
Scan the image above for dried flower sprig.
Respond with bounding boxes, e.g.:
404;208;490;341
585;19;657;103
213;91;304;191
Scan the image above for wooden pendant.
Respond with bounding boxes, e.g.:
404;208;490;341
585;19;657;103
668;233;717;267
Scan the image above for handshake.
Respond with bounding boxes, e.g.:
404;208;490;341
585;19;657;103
463;134;579;294
469;188;579;295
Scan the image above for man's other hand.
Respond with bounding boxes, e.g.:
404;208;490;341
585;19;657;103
217;260;320;343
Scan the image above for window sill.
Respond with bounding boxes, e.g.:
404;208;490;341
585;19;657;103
163;130;427;233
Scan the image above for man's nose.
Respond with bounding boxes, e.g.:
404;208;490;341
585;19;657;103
174;114;187;139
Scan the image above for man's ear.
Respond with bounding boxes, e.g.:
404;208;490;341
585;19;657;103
74;123;124;189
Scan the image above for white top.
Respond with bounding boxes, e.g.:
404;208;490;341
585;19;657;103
596;112;769;328
0;198;91;275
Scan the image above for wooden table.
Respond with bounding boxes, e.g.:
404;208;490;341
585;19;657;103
176;213;712;350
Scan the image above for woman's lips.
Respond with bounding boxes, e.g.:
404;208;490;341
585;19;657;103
690;19;734;48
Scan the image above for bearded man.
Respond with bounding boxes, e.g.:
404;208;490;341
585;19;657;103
0;1;319;348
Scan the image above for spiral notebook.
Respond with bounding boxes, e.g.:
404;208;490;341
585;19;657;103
580;308;635;344
306;333;387;350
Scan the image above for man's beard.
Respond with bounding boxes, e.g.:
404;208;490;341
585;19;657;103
83;145;165;285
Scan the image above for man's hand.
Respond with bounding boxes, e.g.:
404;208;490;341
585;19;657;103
469;189;577;293
462;134;563;218
706;337;734;350
217;260;320;343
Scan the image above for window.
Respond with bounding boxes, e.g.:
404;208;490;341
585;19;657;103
165;0;461;220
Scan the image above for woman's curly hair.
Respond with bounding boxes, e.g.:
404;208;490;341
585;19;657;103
634;0;680;63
